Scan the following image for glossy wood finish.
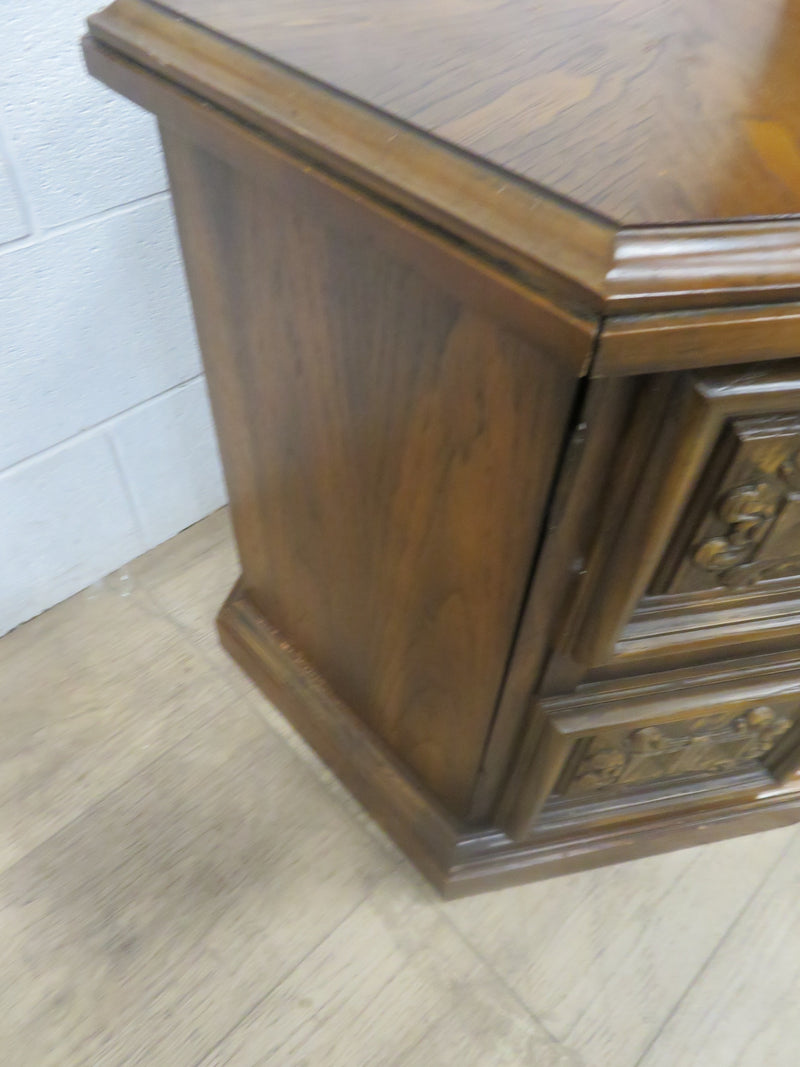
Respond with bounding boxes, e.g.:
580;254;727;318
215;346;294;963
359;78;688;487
93;0;800;226
85;2;800;327
82;35;594;362
161;129;580;817
83;12;611;321
85;0;800;893
607;222;800;314
597;302;800;376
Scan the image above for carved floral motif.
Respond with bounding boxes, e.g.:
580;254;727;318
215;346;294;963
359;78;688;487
691;440;800;589
692;483;783;585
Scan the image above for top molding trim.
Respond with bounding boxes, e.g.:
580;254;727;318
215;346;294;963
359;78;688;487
87;0;800;320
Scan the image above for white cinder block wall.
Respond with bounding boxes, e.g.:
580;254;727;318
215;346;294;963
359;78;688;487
1;2;227;636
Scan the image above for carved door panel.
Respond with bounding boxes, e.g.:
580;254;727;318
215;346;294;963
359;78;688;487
563;360;800;676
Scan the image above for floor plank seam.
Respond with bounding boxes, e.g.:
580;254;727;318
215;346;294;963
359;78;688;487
187;890;388;1067
133;580;294;742
0;701;230;887
629;827;799;1067
433;906;587;1066
556;854;704;1050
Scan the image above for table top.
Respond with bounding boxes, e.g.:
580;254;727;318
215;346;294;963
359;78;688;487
105;0;800;227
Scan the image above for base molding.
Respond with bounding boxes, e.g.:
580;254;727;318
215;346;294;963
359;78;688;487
217;581;463;891
218;581;800;897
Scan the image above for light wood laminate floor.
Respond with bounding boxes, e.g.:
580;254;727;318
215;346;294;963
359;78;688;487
3;509;799;1066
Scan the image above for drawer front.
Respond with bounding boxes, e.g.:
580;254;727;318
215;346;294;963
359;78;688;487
567;360;800;674
513;653;800;829
556;699;794;798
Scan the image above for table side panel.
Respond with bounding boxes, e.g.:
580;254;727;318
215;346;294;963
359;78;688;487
161;128;584;816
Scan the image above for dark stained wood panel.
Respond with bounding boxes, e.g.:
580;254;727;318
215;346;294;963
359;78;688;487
110;0;800;225
162;131;578;816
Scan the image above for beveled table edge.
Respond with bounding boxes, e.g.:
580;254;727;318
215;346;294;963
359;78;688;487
87;0;800;322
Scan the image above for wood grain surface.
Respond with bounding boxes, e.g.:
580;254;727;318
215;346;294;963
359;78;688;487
162;130;579;817
95;0;800;225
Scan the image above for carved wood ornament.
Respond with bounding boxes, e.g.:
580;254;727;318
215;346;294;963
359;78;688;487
691;437;800;589
565;705;794;795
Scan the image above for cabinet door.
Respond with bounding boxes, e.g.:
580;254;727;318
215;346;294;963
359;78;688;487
564;360;800;676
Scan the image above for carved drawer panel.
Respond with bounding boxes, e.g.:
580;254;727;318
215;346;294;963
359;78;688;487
567;361;800;674
523;653;800;819
559;703;793;797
